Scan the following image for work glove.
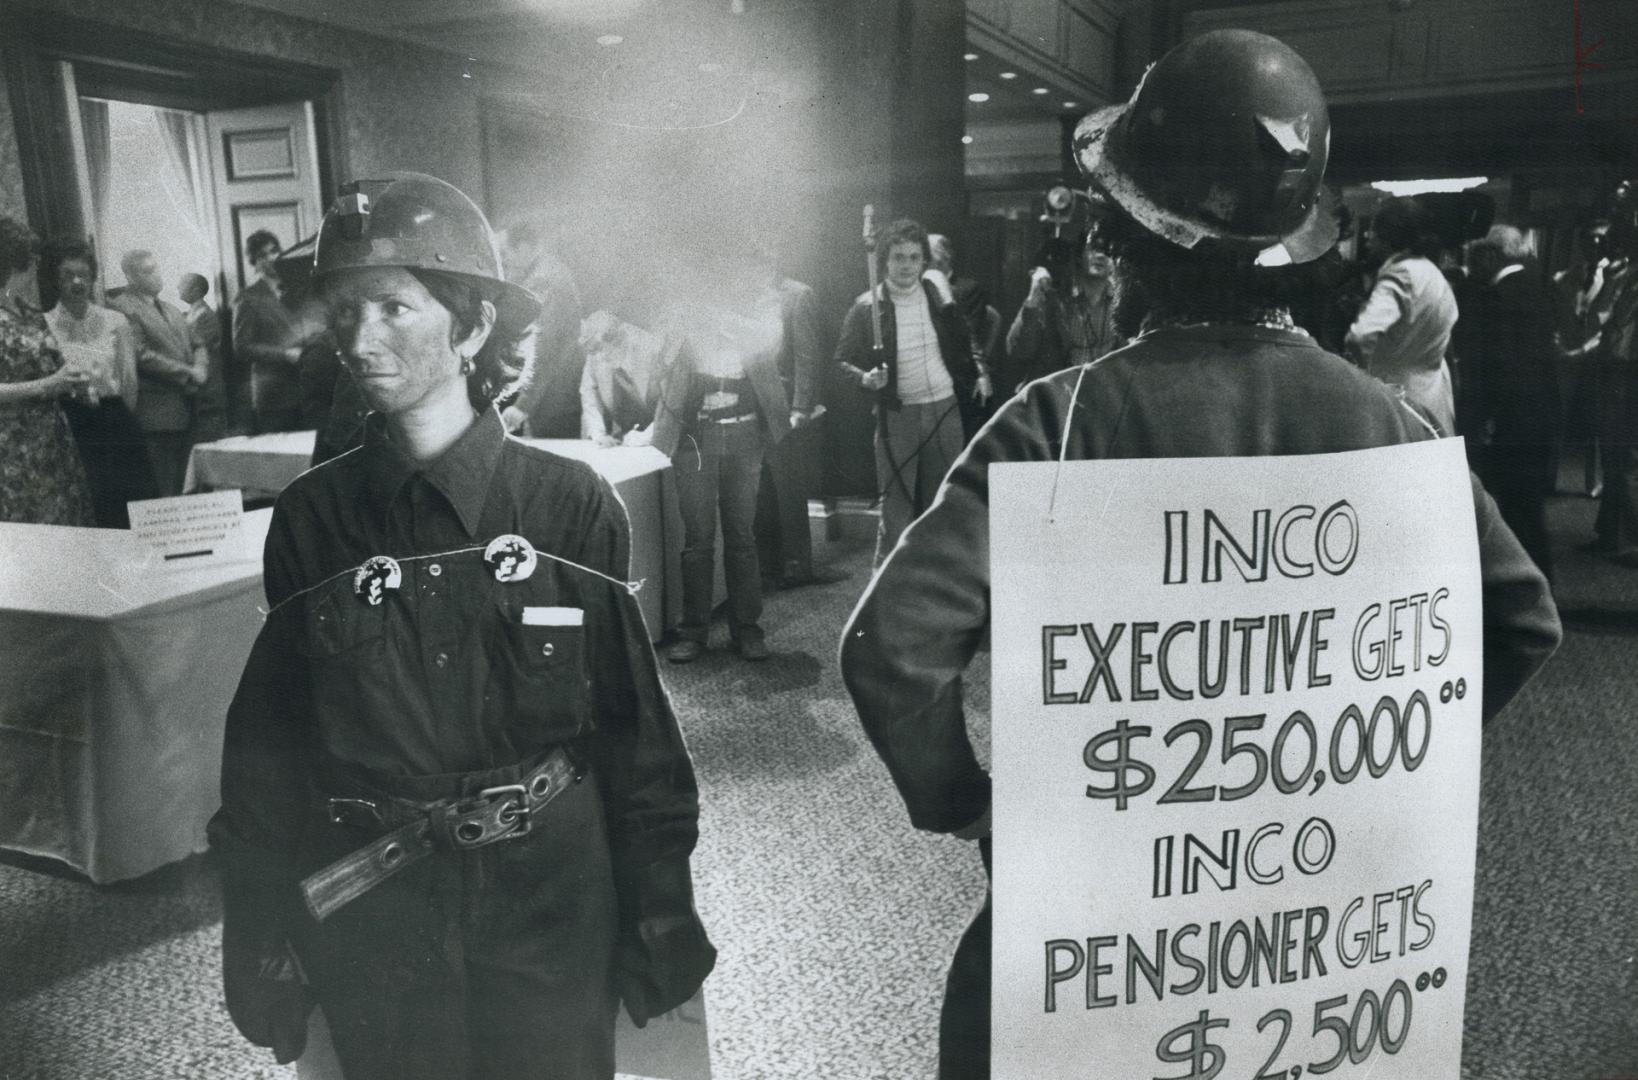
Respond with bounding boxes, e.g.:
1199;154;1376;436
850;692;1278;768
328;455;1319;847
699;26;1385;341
618;912;718;1028
223;932;312;1064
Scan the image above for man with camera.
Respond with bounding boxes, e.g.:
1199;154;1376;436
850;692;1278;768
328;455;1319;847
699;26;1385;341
1003;236;1120;393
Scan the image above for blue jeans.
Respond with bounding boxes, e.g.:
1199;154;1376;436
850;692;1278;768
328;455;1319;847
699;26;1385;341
674;419;767;642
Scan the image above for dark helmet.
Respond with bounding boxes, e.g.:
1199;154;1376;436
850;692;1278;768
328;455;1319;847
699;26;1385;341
313;172;541;335
1074;29;1336;266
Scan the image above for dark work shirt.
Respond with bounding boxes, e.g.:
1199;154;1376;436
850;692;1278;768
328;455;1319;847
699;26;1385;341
210;405;709;1002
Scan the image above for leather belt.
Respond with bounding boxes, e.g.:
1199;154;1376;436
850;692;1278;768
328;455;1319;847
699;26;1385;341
299;748;580;922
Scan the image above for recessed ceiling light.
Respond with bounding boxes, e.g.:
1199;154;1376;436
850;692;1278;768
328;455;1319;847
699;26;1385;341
963;52;978;61
597;34;623;46
1032;87;1049;95
962;135;974;145
999;71;1017;80
699;62;723;72
1063;100;1078;109
1371;176;1490;196
968;92;990;103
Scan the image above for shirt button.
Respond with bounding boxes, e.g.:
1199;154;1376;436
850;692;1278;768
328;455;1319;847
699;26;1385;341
429;563;443;577
435;652;449;668
540;642;555;658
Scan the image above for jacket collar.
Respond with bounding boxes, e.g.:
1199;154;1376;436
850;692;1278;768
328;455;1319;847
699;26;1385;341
361;405;504;537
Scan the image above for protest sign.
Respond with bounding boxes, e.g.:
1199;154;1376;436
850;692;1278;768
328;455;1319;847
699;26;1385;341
990;440;1481;1079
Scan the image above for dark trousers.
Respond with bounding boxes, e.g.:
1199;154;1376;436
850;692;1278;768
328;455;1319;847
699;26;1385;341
60;398;159;527
1480;441;1557;582
1593;371;1638;553
143;429;192;498
755;420;817;582
674;419;766;642
296;764;619;1080
874;399;965;565
939;838;992;1080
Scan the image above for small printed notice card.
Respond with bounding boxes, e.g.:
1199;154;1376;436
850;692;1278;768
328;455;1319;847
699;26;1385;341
127;491;252;569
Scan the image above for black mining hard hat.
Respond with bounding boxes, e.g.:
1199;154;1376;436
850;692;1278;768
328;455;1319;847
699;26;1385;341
314;171;542;335
1073;29;1337;267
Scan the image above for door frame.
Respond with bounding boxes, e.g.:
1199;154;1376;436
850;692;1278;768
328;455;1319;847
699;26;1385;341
0;8;342;244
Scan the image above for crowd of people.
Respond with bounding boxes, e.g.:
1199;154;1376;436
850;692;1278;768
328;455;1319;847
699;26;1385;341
2;152;1629;594
0;21;1608;1078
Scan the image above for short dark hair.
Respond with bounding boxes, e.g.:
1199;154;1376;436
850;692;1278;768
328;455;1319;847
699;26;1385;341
407;268;535;410
41;237;98;284
1099;204;1326;338
0;216;39;276
245;229;281;262
1371;198;1442;260
179;272;210;298
876;218;930;274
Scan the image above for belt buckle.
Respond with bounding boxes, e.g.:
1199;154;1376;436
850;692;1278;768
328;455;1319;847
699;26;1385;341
328;797;383;829
469;782;531;844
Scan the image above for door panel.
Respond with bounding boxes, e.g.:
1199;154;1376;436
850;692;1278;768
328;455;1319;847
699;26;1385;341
205;101;324;302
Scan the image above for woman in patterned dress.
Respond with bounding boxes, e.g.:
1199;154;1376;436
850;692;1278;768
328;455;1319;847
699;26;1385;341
0;216;95;526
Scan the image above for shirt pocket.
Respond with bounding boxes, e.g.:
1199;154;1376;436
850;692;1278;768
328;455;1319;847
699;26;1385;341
492;603;592;740
297;586;388;723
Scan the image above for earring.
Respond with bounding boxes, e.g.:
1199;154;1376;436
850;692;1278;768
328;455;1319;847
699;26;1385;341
459;356;475;376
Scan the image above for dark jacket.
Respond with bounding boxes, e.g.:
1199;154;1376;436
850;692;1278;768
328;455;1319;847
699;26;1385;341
834;280;983;440
233;279;323;422
649;300;797;459
210;408;715;1040
840;323;1562;834
1469;266;1562;445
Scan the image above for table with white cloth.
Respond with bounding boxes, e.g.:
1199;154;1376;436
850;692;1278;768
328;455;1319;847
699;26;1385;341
183;431;682;640
0;511;272;883
184;429;319;502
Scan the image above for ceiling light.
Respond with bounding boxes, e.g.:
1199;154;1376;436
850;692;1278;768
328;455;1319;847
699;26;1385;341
1063;100;1078;109
999;71;1017;80
699;62;723;73
1370;176;1489;196
968;92;990;103
962;135;974;145
597;34;623;46
1031;87;1049;95
963;52;978;61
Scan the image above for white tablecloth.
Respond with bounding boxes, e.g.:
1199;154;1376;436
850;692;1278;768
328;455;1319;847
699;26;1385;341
184;430;318;501
183;432;680;639
0;511;272;882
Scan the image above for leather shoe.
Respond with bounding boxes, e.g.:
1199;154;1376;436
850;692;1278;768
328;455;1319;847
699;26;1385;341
667;639;704;664
736;635;770;662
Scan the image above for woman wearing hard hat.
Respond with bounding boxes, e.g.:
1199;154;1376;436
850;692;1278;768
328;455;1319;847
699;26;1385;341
210;172;715;1080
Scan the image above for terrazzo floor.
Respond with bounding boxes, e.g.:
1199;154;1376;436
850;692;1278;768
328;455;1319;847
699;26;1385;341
1;488;1636;1080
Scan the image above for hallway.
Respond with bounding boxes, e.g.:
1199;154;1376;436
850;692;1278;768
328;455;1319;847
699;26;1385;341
1;488;1635;1079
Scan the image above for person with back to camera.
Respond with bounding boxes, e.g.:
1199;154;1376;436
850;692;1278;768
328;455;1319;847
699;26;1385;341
1345;195;1460;435
838;31;1561;1080
209;172;715;1080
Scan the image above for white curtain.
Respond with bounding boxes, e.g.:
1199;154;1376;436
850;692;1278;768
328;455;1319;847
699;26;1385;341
153;108;213;251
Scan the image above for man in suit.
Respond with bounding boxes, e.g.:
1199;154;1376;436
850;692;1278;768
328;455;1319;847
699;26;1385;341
110;250;208;496
1466;225;1562;582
